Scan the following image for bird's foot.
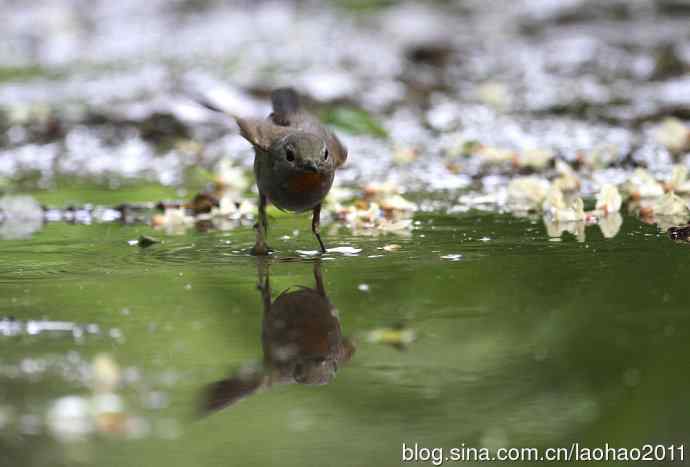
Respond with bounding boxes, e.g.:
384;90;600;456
314;235;327;254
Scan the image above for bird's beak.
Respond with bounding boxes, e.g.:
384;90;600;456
302;161;318;173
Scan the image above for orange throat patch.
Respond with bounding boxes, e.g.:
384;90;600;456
288;172;323;193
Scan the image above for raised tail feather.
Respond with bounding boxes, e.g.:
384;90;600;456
200;372;263;416
271;88;300;125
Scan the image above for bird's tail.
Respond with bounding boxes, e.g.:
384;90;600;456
271;88;300;125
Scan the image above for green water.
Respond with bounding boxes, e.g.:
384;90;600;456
2;206;689;466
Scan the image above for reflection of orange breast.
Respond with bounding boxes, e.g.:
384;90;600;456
289;173;323;193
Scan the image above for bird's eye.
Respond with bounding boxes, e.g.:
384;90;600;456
324;149;329;160
286;146;296;162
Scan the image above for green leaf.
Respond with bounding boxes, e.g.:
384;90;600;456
320;107;388;139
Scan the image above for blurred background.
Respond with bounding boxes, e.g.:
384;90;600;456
1;0;689;199
1;1;690;467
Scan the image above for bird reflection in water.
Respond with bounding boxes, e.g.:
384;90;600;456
201;259;355;415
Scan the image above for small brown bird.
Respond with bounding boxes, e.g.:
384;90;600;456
234;88;348;255
201;259;355;414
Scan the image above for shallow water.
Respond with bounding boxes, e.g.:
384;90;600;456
2;0;690;465
2;208;689;466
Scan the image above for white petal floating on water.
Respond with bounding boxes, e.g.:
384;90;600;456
654;192;690;218
440;254;463;261
543;187;586;222
598;212;623;238
327;246;362;255
552;160;581;192
151;208;195;235
595;184;622;214
543;218;586;243
507;177;550;211
366;327;416;347
296;250;320;256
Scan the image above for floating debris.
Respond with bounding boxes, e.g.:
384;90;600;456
440;254;463;261
151;207;195;234
653;192;689;218
597;213;623;238
327;246;362;255
0;319;100;338
366;325;416;350
668;225;690;241
594;184;622;215
382;244;401;252
128;235;160;248
507;177;550;211
296;250;320;257
334;187;416;236
544;217;586;242
543;187;585;223
552;161;581;193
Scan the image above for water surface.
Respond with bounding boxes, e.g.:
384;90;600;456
2;210;689;466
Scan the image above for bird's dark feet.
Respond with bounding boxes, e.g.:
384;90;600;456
311;204;326;254
314;233;327;254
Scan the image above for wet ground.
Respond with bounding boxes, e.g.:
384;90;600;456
2;1;690;466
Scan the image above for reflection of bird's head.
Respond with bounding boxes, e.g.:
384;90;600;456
292;357;337;385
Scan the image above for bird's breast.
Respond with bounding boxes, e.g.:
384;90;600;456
288;172;323;193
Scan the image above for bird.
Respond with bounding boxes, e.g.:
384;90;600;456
200;259;354;415
233;88;348;255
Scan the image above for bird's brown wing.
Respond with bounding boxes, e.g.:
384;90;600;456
326;132;348;168
235;117;290;150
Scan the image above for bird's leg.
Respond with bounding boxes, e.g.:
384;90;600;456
251;193;271;256
312;260;327;298
256;257;272;314
311;203;326;254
